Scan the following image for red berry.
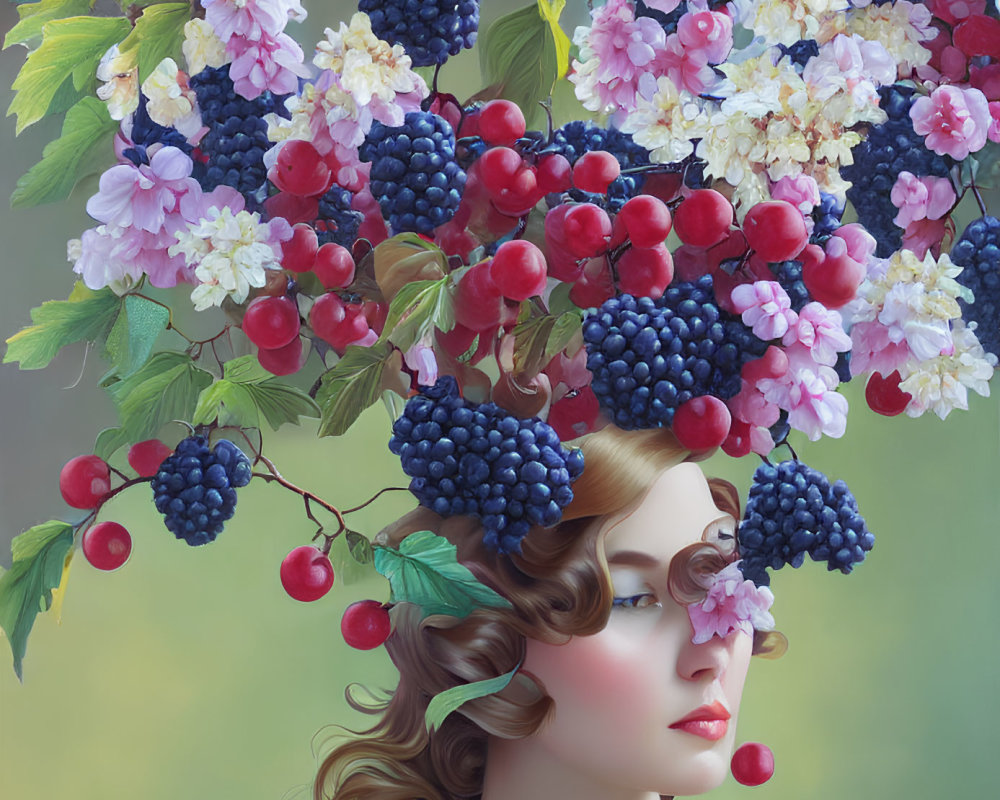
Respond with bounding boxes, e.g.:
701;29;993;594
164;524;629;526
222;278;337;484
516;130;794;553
60;455;111;509
721;417;753;458
569;258;615;307
865;370;912;416
731;742;775;786
477;99;526;147
563;203;612;258
478;146;524;196
280;545;335;602
572;151;621;194
616;244;674;299
491;165;540;216
537;153;573;194
741;345;789;383
436;322;478;358
310;294;371;350
127;439;173;478
673;189;733;247
362;300;388;336
546;387;600;442
671;395;732;451
954;15;1000;58
454;262;504;331
341;599;392;649
270;139;332;196
802;249;864;309
743;201;808;262
243;296;301;350
264;192;319;226
618;194;672;248
313;242;356;289
281;223;319;272
257;335;303;376
82;521;132;571
489;240;548;300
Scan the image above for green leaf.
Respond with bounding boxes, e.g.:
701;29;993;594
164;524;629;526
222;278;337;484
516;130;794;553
118;2;189;82
7;15;132;133
3;0;93;51
192;381;259;429
328;531;377;586
221;354;274;384
4;283;120;370
373;530;512;620
94;426;131;461
536;0;570;79
243;381;320;431
380;276;455;354
373;233;449;302
511;310;581;377
103;293;171;377
12;96;117;207
479;3;560;128
315;341;397;437
0;521;74;680
107;351;213;441
425;665;520;733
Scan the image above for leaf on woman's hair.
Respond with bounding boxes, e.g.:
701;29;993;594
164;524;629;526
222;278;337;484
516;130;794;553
379;276;455;354
315;341;399;437
373;530;512;620
0;521;75;681
425;664;521;733
511;310;582;378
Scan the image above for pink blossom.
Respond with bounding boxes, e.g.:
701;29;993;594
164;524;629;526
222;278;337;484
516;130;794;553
545;346;592;402
771;174;821;215
910;84;992;159
404;341;438;386
226;31;308;99
782;303;852;366
849;320;911;376
73;226;145;291
728;379;782;428
830;223;877;264
652;33;717;95
902;217;949;258
759;367;848;441
676;10;733;65
731;281;798;341
202;0;305;42
989;101;1000;142
890;171;957;229
643;0;683;13
687;561;775;645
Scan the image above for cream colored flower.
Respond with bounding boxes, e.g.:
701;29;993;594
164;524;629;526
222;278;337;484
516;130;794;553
96;45;139;120
846;0;933;76
618;76;704;163
749;0;850;47
182;18;227;77
141;58;201;138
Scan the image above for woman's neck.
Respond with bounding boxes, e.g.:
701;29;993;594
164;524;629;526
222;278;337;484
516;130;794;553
482;735;669;800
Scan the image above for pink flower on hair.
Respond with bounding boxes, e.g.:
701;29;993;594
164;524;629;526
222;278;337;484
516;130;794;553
676;10;733;65
759;367;848;441
925;0;986;26
771;174;821;215
687;562;775;645
729;379;782;429
831;223;877;265
730;281;798;341
890;172;956;229
652;33;717;95
227;31;308;98
910;85;992;160
849;320;912;377
902;217;949;259
782;303;852;367
642;0;683;13
202;0;305;41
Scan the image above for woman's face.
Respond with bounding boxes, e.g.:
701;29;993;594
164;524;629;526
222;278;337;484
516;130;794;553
522;463;752;797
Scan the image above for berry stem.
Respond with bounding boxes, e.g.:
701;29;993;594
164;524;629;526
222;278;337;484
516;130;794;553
75;475;155;530
340;486;410;515
250;458;348;533
970;179;988;217
109;465;130;482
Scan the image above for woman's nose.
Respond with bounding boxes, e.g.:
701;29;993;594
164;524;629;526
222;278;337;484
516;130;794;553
675;629;733;683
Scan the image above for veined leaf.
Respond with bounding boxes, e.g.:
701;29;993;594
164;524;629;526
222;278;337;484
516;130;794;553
103;293;171;377
536;0;570;78
380;276;455;354
193;370;320;431
8;15;132;133
329;531;377;586
118;2;188;81
373;530;512;620
222;354;274;385
94;426;132;461
0;521;75;680
425;665;521;733
315;341;398;437
192;381;260;429
244;381;320;430
4;283;120;370
3;0;93;51
373;233;448;303
511;310;581;377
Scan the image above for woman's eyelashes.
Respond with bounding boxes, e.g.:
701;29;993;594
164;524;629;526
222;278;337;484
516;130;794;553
612;592;660;609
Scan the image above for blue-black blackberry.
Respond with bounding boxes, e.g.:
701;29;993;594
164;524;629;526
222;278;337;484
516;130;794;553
152;436;252;546
582;277;766;430
316;185;363;248
188;65;289;202
551;121;651;211
841;84;951;257
359;0;479;67
359;110;466;234
738;460;874;586
122;95;191;166
811;192;845;241
769;260;811;312
388;376;584;554
778;39;819;69
951;215;1000;358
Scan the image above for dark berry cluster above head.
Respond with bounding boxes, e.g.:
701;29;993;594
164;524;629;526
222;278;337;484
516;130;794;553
738;460;874;587
389;376;584;554
582;277;767;431
122;95;192;167
359;110;467;234
359;0;479;67
811;192;845;241
316;185;363;249
841;83;952;257
769;260;811;313
152;436;252;546
951;216;1000;359
551;121;651;211
188;65;289;202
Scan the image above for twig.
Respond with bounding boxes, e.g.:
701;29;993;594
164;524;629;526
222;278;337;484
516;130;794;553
341;486;410;515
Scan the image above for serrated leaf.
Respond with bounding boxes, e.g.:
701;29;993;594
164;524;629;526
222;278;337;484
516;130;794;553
7;15;132;133
479;3;559;128
48;549;73;625
346;531;374;566
329;531;377;585
94;426;131;460
118;2;188;81
380;276;455;354
3;0;93;51
243;381;320;430
194;361;320;430
373;233;449;302
536;0;570;78
12;96;117;207
0;521;75;680
315;341;397;437
511;311;581;377
4;283;120;369
373;530;512;620
107;351;214;440
192;381;259;429
425;665;520;733
103;293;170;377
222;354;273;384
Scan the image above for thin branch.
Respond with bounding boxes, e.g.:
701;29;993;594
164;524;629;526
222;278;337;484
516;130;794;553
341;486;410;515
251;457;348;533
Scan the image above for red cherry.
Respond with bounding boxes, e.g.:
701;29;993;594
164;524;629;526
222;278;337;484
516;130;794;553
243;295;301;350
454;262;504;331
270;139;332;196
82;521;133;571
127;439;173;478
731;742;774;786
802;250;865;309
617;194;672;248
572;150;621;194
257;335;303;376
616;244;674;299
865;370;912;416
313;242;356;289
721;417;753;458
60;455;111;509
673;189;734;247
489;240;548;301
672;395;732;451
341;600;392;650
280;545;335;602
281;223;319;272
536;153;573;194
477;99;526;147
743;201;808;262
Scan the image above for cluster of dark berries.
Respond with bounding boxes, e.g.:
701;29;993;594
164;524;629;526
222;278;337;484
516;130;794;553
841;84;951;257
951;215;1000;359
359;110;467;234
316;185;363;249
582;277;767;430
359;0;479;67
551;121;652;211
738;460;874;586
188;65;289;201
777;39;819;69
769;260;811;312
122;95;192;167
389;376;584;554
811;192;845;241
152;436;252;546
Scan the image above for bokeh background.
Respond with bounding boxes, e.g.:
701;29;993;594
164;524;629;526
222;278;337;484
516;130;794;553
1;2;998;799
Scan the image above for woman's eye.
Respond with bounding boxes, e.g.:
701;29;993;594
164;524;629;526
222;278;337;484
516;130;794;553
612;593;659;609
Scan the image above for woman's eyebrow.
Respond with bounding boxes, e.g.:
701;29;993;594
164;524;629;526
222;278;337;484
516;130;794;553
606;550;661;568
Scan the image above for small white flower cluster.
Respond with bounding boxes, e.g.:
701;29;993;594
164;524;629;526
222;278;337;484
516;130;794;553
743;0;851;47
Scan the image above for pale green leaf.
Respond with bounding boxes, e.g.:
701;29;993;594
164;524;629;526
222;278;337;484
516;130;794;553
243;380;320;431
221;354;274;385
536;0;570;78
3;0;94;51
425;665;520;733
193;364;319;431
192;381;258;429
329;531;377;586
511;311;581;377
0;521;74;680
7;15;132;133
103;293;171;377
94;426;131;461
118;2;189;81
315;341;396;437
373;531;512;620
4;283;120;370
373;232;449;302
380;276;455;354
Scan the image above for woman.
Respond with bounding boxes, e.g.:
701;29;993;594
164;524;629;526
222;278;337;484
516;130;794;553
314;426;784;800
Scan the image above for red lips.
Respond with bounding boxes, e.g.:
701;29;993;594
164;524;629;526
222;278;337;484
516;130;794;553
669;701;731;742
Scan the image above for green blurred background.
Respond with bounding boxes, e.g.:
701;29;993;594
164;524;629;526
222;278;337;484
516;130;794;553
1;2;999;799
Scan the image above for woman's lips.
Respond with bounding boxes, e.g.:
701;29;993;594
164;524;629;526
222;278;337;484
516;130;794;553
669;701;731;742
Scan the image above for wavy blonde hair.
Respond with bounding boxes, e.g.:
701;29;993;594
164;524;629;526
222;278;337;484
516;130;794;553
314;426;783;800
